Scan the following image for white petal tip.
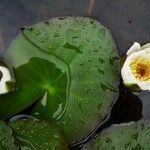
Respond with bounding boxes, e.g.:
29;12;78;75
127;42;141;56
0;66;13;95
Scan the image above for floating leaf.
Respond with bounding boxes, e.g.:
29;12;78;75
2;17;119;144
10;119;69;150
83;120;150;150
0;37;69;120
0;121;20;149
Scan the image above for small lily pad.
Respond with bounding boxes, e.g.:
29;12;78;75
10;119;69;150
83;120;150;150
0;47;69;120
0;121;20;150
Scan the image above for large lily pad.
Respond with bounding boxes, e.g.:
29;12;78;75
0;121;20;150
2;17;119;143
10;118;69;150
83;120;150;150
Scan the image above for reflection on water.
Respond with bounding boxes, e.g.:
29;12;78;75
110;82;143;124
137;91;150;120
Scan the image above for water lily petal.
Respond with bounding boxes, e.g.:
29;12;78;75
127;42;141;56
121;52;139;85
0;66;12;94
141;43;150;50
122;43;150;91
138;81;150;90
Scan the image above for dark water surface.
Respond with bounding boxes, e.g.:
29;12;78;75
0;0;150;149
0;0;150;54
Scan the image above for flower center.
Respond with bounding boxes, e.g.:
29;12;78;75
130;58;150;81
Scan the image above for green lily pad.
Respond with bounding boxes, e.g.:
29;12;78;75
0;121;20;150
10;118;69;150
0;36;69;120
83;120;150;150
3;17;119;143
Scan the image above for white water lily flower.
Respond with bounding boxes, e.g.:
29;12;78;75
0;66;13;94
121;42;150;91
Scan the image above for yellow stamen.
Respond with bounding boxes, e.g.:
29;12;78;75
130;57;150;81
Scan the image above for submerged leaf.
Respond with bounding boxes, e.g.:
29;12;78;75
10;119;69;150
2;17;119;144
83;120;150;150
0;36;69;119
0;121;20;149
0;56;69;120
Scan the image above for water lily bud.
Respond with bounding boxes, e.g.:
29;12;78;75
0;65;13;94
121;42;150;91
